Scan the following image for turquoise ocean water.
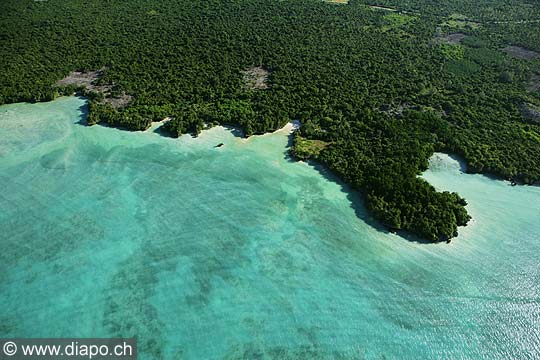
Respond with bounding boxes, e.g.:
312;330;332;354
0;97;539;359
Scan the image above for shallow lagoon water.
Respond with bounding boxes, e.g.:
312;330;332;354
0;97;539;359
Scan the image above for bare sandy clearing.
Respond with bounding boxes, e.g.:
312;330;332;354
521;103;540;122
57;68;132;109
434;32;466;45
502;46;540;60
56;68;107;88
241;66;270;90
103;92;133;108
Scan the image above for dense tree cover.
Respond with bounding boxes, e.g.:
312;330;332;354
1;0;540;241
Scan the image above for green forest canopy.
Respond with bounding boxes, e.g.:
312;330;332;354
1;0;540;242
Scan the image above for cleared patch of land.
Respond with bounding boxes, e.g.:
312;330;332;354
241;66;270;90
56;69;107;89
502;46;540;60
103;93;133;108
378;103;446;118
433;32;466;45
56;68;132;108
521;103;540;124
379;103;413;117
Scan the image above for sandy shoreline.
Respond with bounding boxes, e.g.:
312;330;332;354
145;117;170;132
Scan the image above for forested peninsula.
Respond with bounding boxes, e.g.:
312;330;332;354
2;0;540;242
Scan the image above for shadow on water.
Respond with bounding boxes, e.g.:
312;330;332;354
446;153;468;173
152;123;175;138
75;98;89;125
301;159;396;236
276;123;401;241
282;134;296;163
283;150;296;163
152;122;245;141
282;121;302;163
291;156;447;245
221;124;244;138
